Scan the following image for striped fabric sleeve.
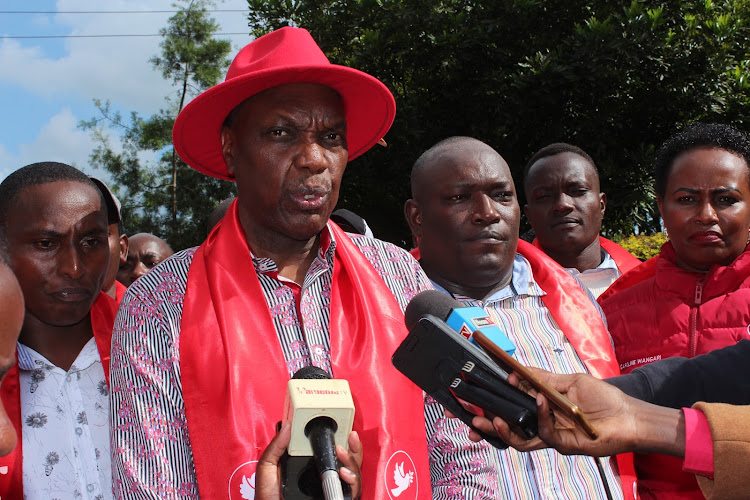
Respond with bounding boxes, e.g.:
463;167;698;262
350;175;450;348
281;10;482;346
424;395;501;499
110;250;199;499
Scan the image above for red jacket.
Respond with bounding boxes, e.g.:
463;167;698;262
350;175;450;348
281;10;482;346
600;242;750;499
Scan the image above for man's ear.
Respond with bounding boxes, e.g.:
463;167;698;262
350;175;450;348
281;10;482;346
523;203;530;220
221;126;236;178
119;234;129;263
404;199;422;238
599;192;607;216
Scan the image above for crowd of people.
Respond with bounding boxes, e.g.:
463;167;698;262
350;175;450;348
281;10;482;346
0;25;748;499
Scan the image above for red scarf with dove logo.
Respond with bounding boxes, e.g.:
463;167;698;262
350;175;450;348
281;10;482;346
180;201;430;500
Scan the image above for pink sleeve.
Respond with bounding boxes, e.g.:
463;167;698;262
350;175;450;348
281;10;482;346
682;408;714;479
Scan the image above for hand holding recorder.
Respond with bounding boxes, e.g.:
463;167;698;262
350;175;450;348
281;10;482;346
392;290;597;448
472;369;687;461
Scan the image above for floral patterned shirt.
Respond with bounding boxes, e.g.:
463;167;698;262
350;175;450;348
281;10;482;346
18;338;112;500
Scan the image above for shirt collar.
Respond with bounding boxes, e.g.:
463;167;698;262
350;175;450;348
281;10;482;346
565;248;619;276
17;337;99;373
431;253;546;303
249;224;337;275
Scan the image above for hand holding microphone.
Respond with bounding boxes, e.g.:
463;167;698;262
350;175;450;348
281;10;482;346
254;366;363;500
254;422;363;500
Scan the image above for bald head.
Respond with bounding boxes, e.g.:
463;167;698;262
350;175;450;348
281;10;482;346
117;233;174;287
405;136;520;299
410;136;507;201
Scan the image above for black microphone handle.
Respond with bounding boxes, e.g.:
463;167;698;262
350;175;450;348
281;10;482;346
306;417;338;473
306;416;345;500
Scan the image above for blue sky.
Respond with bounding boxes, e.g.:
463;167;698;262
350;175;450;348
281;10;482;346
0;0;252;182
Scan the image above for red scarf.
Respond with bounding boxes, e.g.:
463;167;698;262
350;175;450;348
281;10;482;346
532;236;640;275
181;201;430;500
0;292;117;499
114;280;128;304
517;240;637;500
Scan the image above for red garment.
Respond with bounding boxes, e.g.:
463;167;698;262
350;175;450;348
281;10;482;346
114;280;127;304
600;242;750;499
0;292;117;499
515;240;638;500
531;236;640;274
180;202;430;500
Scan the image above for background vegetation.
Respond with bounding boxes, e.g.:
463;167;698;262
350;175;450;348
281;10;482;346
86;0;750;249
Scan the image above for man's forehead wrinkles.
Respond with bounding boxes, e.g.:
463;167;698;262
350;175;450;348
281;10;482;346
270;108;345;128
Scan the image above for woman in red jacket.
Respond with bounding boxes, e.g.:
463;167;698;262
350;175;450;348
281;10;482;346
599;122;750;499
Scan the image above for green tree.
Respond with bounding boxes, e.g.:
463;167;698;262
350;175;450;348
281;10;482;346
247;0;750;245
81;0;235;250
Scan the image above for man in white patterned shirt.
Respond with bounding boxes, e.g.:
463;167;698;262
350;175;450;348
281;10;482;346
404;136;638;500
109;27;499;499
0;162;119;499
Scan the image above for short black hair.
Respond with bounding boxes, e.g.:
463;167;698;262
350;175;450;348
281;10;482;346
523;143;597;187
0;162;101;230
654;123;750;198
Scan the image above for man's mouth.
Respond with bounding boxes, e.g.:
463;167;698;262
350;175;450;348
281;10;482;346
552;217;581;229
290;187;329;210
50;288;92;302
468;230;504;242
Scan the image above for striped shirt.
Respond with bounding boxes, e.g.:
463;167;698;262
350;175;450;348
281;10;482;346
109;226;500;499
430;254;624;500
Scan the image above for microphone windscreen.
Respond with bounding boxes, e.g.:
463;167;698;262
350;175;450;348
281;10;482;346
404;289;462;330
292;366;331;380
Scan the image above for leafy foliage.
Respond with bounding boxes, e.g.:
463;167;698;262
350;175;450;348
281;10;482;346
247;0;750;246
617;231;668;260
81;0;234;250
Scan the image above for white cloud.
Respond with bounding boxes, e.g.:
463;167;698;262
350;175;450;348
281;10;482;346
0;0;250;182
0;0;250;113
6;108;98;172
0;109;162;183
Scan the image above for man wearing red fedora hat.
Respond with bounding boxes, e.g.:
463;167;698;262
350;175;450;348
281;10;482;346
109;27;497;499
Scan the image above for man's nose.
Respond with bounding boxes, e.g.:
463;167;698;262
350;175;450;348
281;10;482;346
552;193;574;212
57;243;85;280
294;140;328;174
132;261;150;280
473;194;501;223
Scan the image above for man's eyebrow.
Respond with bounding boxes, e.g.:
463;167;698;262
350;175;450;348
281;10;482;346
672;186;743;195
82;227;108;236
271;113;346;130
23;228;64;238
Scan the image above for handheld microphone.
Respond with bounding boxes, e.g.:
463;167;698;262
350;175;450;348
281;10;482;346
404;290;516;357
281;366;355;500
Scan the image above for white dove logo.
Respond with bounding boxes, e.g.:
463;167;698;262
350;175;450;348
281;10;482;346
390;462;414;497
239;473;256;500
228;460;259;500
385;450;417;500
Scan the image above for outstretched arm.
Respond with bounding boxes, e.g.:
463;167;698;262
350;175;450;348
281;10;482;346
470;369;686;459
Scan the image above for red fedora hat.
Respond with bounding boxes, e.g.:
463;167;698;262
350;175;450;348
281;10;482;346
173;27;396;180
